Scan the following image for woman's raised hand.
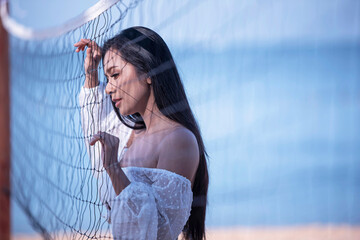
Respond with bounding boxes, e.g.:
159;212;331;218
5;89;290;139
74;39;101;88
90;131;120;171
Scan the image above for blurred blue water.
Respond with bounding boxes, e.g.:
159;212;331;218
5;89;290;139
177;43;360;227
12;43;360;233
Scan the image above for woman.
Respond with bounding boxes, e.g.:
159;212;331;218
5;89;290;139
75;26;208;240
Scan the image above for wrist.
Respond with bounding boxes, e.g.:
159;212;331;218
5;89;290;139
84;73;99;88
104;162;131;195
86;68;99;75
105;162;120;175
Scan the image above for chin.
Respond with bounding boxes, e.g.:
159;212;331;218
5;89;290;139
119;109;129;116
119;108;135;116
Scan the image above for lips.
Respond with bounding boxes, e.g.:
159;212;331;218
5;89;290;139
112;98;122;108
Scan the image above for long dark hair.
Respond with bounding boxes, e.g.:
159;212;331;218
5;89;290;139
101;26;209;240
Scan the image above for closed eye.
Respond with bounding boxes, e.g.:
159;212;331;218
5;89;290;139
111;73;119;79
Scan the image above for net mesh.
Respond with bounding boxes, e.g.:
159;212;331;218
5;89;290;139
11;1;143;238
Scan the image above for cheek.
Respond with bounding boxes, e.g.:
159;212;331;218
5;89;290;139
127;78;148;99
122;82;150;113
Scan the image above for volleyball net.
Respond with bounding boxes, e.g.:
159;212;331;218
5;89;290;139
7;0;150;238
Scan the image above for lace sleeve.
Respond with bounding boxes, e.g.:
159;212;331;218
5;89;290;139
78;81;132;171
79;82;113;173
78;82;132;205
109;168;193;240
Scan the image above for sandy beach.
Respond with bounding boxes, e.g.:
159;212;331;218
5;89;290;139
205;225;360;240
12;224;360;240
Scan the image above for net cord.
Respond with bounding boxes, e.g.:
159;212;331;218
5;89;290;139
0;0;120;40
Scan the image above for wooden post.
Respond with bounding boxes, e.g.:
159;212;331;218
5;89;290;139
0;2;11;239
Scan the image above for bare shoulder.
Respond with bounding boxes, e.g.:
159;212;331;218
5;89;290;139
157;126;199;185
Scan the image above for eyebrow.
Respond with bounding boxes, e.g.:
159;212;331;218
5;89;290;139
105;66;119;74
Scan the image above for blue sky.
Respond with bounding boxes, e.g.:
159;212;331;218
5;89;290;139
8;0;360;48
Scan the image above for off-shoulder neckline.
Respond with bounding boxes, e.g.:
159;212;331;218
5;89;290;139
121;166;191;185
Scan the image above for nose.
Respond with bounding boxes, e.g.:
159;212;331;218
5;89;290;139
105;81;115;95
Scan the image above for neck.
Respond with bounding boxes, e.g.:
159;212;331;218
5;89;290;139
139;90;172;134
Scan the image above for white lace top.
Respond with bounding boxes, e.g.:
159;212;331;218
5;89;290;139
78;82;193;240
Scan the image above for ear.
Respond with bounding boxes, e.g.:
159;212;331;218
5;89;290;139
146;77;152;85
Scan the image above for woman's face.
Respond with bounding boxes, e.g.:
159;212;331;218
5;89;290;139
104;48;151;116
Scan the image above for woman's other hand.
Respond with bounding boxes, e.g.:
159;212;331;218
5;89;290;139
74;39;101;88
90;131;120;171
89;131;130;195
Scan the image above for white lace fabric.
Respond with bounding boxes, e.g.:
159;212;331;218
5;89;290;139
111;167;192;240
79;83;193;240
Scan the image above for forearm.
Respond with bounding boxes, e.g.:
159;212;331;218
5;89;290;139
106;163;131;195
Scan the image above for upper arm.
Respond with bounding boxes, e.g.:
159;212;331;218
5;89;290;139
157;128;199;186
